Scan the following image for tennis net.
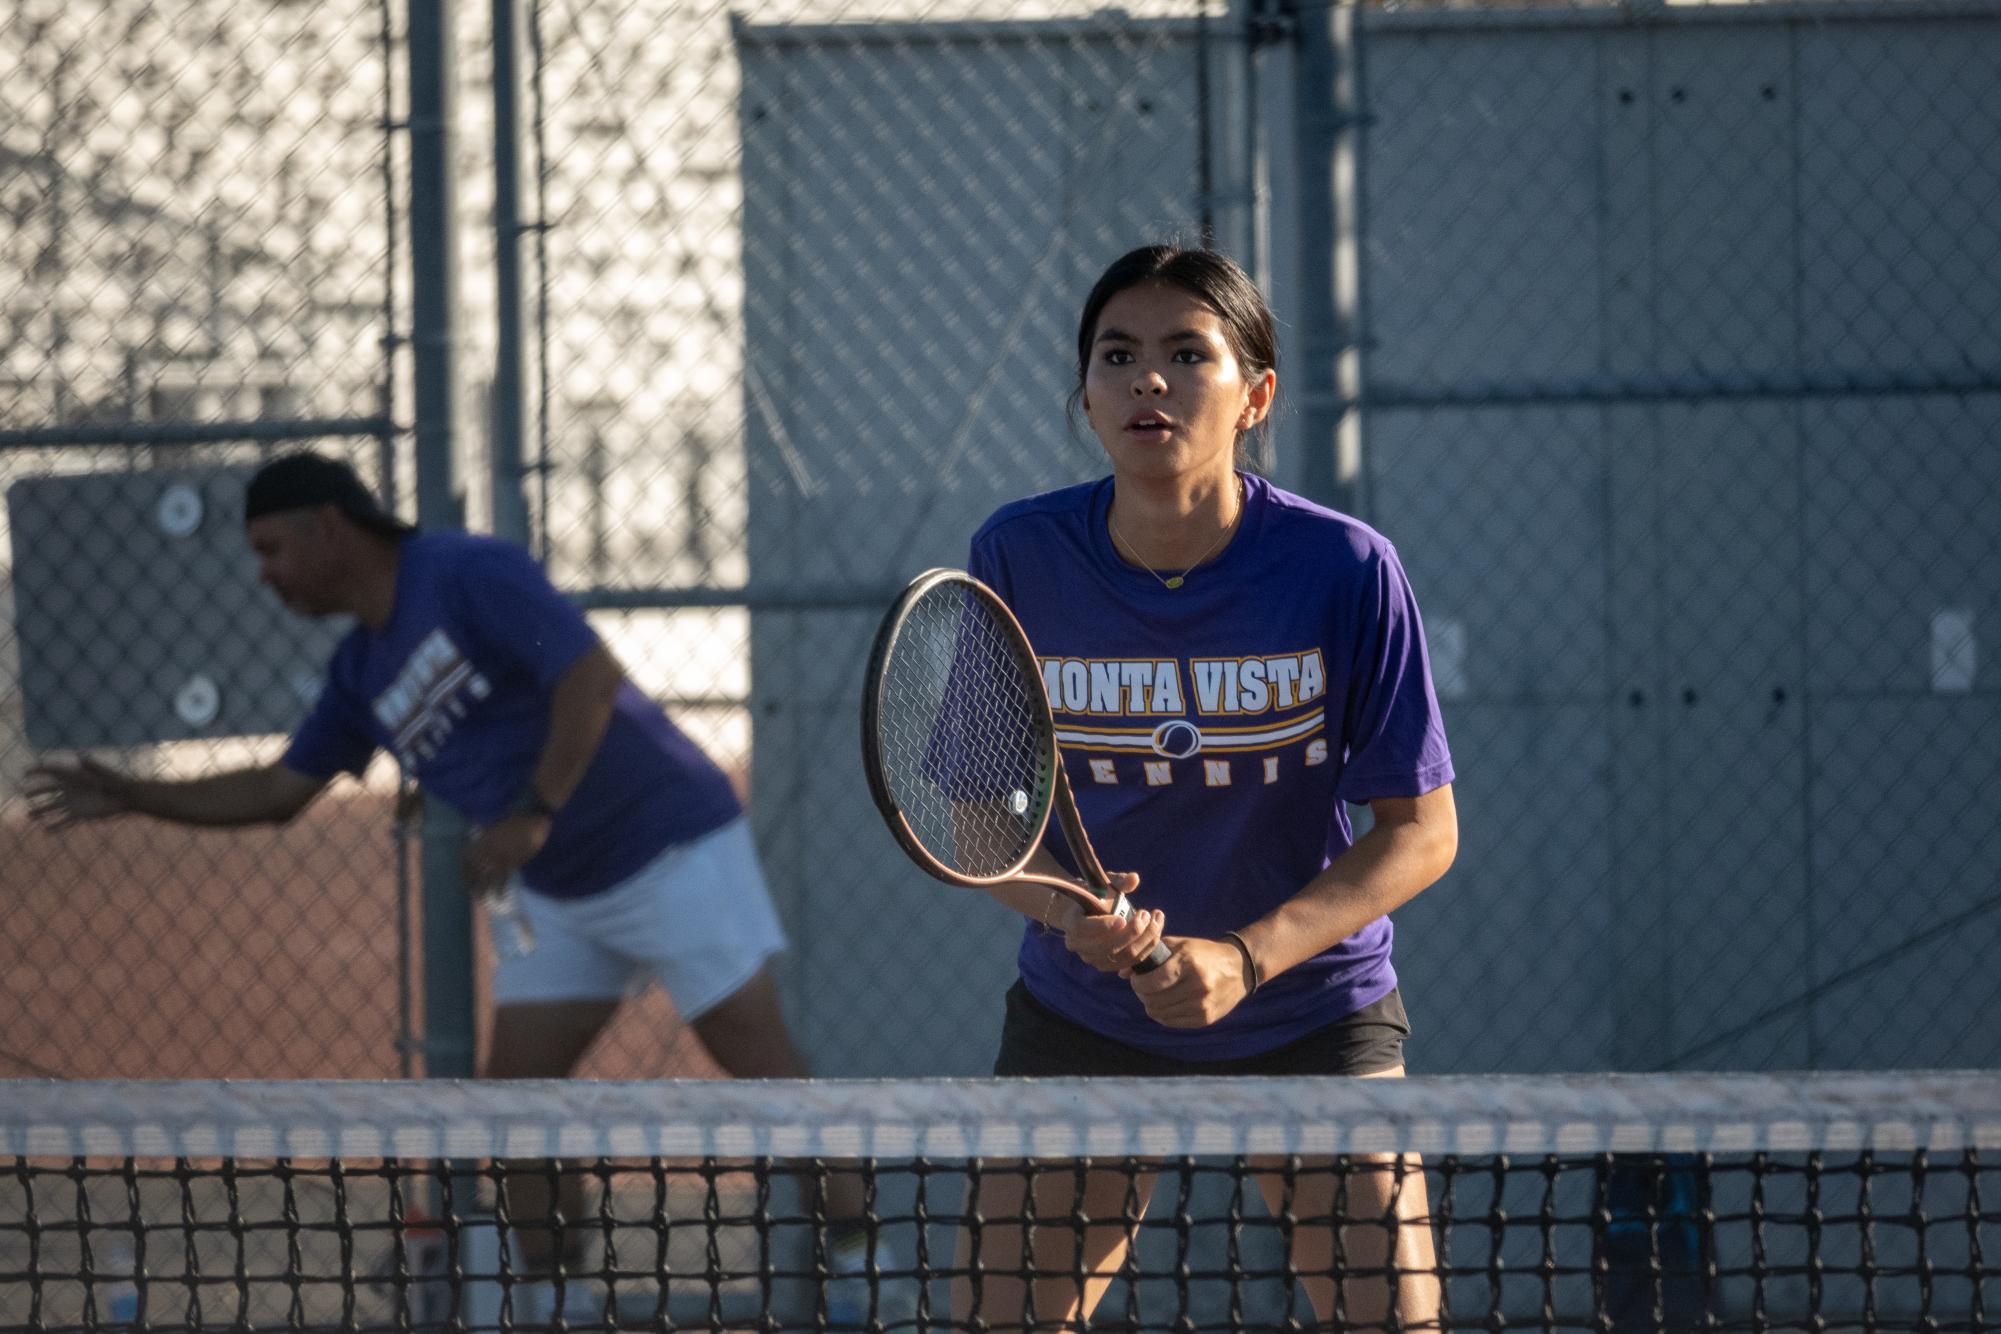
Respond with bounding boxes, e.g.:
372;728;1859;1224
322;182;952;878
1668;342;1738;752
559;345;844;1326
2;1072;1996;1331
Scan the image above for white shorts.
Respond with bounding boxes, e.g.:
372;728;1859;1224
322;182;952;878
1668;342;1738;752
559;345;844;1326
492;817;787;1018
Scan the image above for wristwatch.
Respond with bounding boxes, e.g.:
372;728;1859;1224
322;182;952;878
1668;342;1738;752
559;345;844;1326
512;787;560;821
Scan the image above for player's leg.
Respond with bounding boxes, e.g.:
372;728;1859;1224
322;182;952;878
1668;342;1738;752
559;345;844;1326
1252;1068;1442;1331
566;818;896;1319
1240;992;1438;1329
682;964;870;1220
951;981;1177;1329
483;884;636;1281
951;1160;1158;1330
484;997;622;1272
684;961;808;1075
647;822;912;1314
682;961;899;1324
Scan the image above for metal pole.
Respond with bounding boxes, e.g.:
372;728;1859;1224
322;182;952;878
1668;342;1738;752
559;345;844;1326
490;0;533;549
1237;0;1266;289
407;0;476;1081
1328;4;1368;520
1285;0;1353;514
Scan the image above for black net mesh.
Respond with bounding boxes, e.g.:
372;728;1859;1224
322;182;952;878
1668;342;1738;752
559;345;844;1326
2;1074;1996;1332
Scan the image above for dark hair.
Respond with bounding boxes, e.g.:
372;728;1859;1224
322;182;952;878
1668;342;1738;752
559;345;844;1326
245;452;414;538
1071;244;1279;465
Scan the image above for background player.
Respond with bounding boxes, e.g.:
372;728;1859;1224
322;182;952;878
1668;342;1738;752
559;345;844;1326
26;452;890;1321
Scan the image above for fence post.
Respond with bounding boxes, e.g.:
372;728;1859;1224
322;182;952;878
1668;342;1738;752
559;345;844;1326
1286;0;1362;517
491;0;533;550
407;0;477;1080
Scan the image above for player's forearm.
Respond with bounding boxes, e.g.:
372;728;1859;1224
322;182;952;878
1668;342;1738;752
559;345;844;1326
988;847;1087;929
1236;790;1458;983
528;645;623;808
125;765;313;827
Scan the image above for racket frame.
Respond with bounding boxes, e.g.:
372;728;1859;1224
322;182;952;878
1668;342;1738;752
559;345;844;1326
861;568;1124;920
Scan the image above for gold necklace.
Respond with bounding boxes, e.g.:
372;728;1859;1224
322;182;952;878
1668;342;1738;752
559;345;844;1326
1107;476;1244;590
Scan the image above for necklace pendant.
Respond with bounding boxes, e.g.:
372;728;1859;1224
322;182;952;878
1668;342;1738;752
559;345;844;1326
1164;575;1184;589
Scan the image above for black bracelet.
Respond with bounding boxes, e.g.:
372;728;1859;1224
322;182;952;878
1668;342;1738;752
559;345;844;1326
1222;930;1261;994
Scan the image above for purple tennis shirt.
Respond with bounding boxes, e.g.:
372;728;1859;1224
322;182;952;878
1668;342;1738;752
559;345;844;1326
969;472;1454;1060
284;532;741;899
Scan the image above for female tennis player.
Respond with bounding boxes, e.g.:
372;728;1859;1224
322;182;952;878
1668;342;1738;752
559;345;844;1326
953;244;1458;1331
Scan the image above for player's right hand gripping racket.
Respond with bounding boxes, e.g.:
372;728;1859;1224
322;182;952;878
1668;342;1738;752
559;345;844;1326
861;568;1171;972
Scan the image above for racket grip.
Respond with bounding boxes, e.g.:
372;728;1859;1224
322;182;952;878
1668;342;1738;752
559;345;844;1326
1109;891;1172;974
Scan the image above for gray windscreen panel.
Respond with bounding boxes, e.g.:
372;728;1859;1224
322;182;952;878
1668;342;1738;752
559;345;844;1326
737;16;1202;1075
737;18;1205;591
1360;27;1606;395
8;466;348;750
1796;20;2001;376
1366;404;1620;1073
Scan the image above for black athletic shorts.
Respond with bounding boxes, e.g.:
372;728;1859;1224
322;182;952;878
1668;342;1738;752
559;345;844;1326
993;979;1411;1078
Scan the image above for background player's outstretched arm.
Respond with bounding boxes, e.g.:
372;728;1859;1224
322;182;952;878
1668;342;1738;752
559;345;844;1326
25;757;326;829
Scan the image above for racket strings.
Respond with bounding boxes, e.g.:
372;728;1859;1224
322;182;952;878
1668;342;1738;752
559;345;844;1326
876;585;1050;879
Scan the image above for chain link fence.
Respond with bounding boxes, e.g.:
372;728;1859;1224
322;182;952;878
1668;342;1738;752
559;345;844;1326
549;0;1999;1078
521;0;1241;1074
3;0;1995;1082
0;0;411;1078
1355;4;2001;1075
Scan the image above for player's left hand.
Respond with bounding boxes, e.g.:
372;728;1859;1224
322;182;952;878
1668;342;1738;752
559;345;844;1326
23;756;134;827
1054;872;1167;975
462;811;552;896
1126;936;1254;1028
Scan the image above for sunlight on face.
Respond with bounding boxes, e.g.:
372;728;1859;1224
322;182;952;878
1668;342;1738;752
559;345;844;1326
1081;282;1269;486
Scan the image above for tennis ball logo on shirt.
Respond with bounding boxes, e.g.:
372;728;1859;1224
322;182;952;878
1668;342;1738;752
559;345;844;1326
1041;651;1332;783
1150;719;1204;759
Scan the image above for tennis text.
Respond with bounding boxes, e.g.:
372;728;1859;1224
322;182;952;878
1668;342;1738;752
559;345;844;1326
1076;739;1330;785
1039;651;1326;715
372;629;493;767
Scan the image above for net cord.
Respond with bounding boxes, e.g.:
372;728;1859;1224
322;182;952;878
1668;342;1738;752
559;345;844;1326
5;1072;1998;1161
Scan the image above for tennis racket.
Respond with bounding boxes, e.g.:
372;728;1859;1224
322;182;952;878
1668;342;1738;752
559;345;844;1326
861;568;1170;972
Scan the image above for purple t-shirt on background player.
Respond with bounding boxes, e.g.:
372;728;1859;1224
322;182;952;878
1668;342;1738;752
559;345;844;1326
970;472;1454;1061
283;532;742;899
